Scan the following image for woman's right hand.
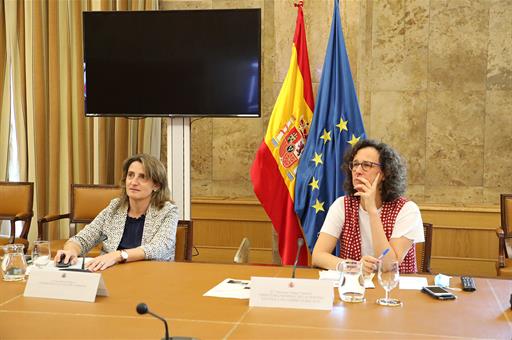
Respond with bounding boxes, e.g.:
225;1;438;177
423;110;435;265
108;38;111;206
53;249;79;265
354;173;381;214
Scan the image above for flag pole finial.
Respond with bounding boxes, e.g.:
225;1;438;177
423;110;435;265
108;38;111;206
294;1;304;8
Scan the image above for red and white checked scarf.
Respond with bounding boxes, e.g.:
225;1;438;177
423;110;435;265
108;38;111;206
339;196;417;274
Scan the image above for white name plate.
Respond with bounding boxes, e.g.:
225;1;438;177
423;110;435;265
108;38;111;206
249;276;333;311
24;269;109;302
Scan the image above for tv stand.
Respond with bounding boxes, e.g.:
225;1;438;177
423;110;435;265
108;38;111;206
167;117;191;221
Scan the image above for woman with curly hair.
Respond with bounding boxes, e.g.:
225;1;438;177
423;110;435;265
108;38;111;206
312;139;424;274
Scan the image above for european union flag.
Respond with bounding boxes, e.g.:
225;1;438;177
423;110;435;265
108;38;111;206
294;0;366;255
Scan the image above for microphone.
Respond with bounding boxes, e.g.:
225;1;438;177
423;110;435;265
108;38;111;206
291;237;304;279
137;303;169;340
136;303;196;340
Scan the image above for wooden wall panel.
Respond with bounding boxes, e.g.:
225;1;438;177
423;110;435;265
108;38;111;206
193;247;273;265
193;220;272;248
432;226;496;258
431;257;497;277
191;198;274;265
420;205;499;228
191;198;502;277
430;226;498;276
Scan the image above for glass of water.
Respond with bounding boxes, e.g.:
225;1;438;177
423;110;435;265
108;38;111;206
1;244;28;281
338;260;366;303
32;240;51;268
376;259;402;307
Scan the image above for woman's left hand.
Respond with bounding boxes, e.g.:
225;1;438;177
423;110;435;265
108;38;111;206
361;255;379;276
85;252;119;272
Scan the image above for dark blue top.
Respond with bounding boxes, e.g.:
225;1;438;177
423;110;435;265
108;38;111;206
117;215;145;250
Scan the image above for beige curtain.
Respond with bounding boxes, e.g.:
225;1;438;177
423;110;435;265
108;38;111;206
0;1;8;180
1;0;160;241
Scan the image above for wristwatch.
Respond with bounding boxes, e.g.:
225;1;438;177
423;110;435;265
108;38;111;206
120;250;129;263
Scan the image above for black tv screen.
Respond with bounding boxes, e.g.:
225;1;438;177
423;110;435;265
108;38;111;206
83;9;261;117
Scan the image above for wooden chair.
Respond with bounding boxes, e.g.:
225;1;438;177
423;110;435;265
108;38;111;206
416;222;433;273
0;182;34;252
175;220;193;262
37;184;121;257
496;194;512;277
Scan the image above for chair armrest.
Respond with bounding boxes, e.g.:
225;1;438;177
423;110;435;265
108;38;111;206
15;212;34;240
497;227;508;268
14;212;33;222
0;213;34;243
37;213;70;240
0;213;33;221
38;213;70;223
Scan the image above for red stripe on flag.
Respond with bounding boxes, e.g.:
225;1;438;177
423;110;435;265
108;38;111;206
250;142;309;265
293;6;314;112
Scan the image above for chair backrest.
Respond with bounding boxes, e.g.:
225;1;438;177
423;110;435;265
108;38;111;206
500;194;512;258
415;222;433;273
501;194;512;234
0;181;33;218
0;181;34;239
71;184;122;223
175;220;193;262
234;237;250;264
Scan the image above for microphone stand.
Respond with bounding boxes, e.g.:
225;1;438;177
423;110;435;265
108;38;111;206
136;303;196;340
291;238;304;279
147;310;169;340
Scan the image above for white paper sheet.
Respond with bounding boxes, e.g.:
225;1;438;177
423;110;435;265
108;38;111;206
319;269;342;281
203;278;251;299
26;257;93;276
399;276;428;290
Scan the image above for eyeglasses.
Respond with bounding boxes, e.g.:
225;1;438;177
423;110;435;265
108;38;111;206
348;160;381;172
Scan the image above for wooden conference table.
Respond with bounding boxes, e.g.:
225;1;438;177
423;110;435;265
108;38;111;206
0;261;511;339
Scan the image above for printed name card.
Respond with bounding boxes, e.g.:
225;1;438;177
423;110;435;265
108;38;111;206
24;269;109;302
249;276;333;311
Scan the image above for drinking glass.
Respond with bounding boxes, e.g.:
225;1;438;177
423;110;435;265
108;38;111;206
338;260;365;303
376;259;402;307
32;240;51;268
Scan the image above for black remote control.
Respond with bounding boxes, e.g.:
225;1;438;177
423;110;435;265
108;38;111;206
461;276;476;292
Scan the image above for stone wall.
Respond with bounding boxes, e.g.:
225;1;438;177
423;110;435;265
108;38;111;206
160;0;512;206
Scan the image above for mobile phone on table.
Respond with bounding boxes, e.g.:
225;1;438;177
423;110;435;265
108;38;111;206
422;285;457;300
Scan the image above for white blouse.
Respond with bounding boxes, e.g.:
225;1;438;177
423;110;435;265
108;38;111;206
320;196;424;257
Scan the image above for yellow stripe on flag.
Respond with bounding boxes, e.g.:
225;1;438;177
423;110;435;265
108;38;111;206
263;45;314;201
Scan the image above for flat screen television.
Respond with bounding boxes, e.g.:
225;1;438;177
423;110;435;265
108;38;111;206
83;9;261;117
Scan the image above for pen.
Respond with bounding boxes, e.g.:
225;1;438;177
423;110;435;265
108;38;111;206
378;248;390;260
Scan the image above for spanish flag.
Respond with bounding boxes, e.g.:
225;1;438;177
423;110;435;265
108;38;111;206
250;3;313;266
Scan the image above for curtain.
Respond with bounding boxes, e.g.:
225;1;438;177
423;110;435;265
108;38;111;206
0;1;10;180
0;0;161;241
